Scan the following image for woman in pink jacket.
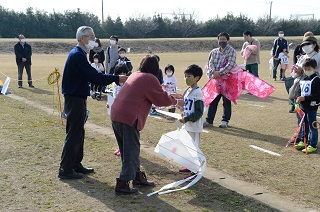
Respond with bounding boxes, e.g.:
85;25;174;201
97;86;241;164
111;55;179;194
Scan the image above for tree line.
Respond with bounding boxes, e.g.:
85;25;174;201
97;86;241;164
1;6;319;39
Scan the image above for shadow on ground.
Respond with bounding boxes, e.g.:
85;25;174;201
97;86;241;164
62;173;180;212
61;155;281;211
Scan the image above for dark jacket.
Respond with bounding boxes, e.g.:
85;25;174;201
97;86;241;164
115;57;133;72
14;42;32;65
157;69;164;84
299;74;320;111
62;46;119;99
293;45;303;64
272;38;289;58
89;48;105;64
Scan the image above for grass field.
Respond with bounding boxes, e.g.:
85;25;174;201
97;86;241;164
0;50;320;211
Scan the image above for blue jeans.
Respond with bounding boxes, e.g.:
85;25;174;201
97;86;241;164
205;94;231;124
298;110;318;148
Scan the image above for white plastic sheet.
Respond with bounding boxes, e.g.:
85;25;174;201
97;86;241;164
147;128;206;196
107;94;114;115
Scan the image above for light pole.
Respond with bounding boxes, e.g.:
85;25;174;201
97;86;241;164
267;1;273;20
101;0;104;24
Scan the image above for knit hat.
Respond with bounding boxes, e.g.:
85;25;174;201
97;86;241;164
304;31;314;37
301;35;318;46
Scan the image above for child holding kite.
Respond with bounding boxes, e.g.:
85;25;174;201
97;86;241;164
295;58;320;153
177;64;205;174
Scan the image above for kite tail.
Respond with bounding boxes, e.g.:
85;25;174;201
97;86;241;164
147;161;206;197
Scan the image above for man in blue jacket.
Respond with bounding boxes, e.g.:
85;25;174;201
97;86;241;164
59;26;127;179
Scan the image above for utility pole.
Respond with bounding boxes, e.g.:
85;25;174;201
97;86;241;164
101;0;104;24
267;1;273;20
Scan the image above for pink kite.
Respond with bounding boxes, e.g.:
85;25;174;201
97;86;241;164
202;66;275;106
242;45;257;60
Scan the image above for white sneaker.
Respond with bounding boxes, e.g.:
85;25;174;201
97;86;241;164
203;121;213;127
219;121;228;128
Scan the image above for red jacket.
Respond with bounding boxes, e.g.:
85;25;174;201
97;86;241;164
111;71;177;130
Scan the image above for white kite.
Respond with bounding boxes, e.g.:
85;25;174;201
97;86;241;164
147;128;206;196
155;109;182;119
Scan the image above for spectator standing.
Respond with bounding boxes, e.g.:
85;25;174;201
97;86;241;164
14;34;34;88
89;38;105;66
240;31;260;77
272;31;289;81
115;47;133;74
163;64;178;113
106;35;120;74
293;44;303;64
278;48;289;80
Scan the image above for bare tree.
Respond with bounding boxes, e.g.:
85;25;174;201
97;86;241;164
255;15;279;36
170;10;200;38
124;14;158;38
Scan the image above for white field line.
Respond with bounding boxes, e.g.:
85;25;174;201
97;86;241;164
148;115;163;120
249;145;281;157
247;104;265;108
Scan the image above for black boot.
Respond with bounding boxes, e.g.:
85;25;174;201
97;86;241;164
132;171;155;186
115;178;138;194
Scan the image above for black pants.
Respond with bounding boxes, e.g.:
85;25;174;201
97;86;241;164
60;96;86;172
206;94;232;124
17;63;32;86
112;120;140;181
272;59;283;79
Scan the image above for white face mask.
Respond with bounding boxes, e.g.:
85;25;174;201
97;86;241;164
119;53;125;58
304;70;314;77
110;40;116;45
279;34;284;38
86;40;97;50
94;59;99;63
302;44;314;54
20;39;26;43
119;82;124;86
166;71;173;77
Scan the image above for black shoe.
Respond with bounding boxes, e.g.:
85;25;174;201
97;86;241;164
29;85;34;88
58;169;83;179
132;171;155;186
18;85;22;88
115;178;138;194
73;164;94;174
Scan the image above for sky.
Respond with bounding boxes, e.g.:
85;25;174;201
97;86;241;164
1;0;320;22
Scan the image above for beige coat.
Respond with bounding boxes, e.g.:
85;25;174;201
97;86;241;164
240;37;261;65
